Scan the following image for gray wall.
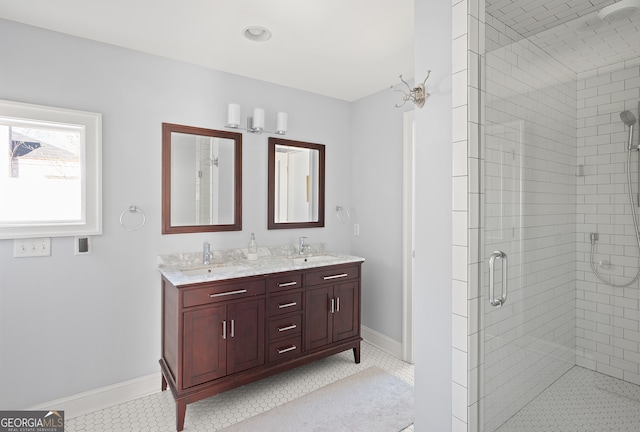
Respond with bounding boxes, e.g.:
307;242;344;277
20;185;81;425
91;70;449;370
350;88;411;342
414;0;453;430
0;19;354;409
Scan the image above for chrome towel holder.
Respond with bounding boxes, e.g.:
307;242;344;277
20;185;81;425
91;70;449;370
120;205;146;231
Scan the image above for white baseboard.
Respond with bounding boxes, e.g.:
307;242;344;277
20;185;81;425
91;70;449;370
361;325;403;359
28;372;162;419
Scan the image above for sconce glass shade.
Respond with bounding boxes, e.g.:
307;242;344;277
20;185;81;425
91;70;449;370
224;104;286;135
276;112;288;134
252;108;265;130
227;103;241;128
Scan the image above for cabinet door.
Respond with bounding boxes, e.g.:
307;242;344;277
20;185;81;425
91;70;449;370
227;299;266;374
183;306;227;388
332;281;359;342
305;285;332;350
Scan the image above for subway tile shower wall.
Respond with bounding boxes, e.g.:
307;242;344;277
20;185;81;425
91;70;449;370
576;60;640;384
481;11;578;432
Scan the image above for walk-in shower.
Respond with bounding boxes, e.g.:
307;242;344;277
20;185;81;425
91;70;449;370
478;0;640;431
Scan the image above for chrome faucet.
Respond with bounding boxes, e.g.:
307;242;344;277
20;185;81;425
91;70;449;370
298;237;310;255
203;241;211;265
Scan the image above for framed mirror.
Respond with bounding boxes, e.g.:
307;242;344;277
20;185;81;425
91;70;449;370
268;137;325;229
162;123;242;234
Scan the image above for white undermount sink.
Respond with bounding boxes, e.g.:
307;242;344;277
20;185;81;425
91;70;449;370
179;264;248;277
290;254;338;265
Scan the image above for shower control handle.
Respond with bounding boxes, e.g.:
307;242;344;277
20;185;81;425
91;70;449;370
488;250;508;307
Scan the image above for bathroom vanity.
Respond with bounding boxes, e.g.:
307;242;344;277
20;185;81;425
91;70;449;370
158;252;363;431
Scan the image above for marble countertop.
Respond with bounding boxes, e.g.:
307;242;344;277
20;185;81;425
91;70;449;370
158;245;365;286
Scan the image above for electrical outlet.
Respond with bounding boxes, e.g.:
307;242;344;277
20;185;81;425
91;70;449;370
14;238;51;258
353;223;360;236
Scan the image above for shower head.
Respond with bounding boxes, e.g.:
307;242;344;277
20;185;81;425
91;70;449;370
621;110;637;126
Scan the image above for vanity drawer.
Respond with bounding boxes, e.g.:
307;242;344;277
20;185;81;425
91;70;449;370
267;273;303;293
267;291;303;316
182;279;265;308
268;335;302;363
268;314;302;340
304;264;360;287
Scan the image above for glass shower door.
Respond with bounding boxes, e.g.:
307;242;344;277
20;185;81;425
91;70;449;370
479;43;577;432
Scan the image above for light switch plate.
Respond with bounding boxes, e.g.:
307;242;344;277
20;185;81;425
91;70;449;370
14;238;51;258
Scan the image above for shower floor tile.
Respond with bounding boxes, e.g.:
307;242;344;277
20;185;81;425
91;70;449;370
65;341;414;432
496;366;640;432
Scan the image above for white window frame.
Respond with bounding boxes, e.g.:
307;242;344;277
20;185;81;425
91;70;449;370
0;99;102;239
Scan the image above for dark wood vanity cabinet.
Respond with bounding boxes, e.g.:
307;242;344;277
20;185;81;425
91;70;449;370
182;298;265;388
304;265;360;356
160;262;362;431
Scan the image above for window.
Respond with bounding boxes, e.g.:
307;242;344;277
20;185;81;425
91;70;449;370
0;99;102;239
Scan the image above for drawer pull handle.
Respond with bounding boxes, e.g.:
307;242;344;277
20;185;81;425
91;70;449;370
278;281;298;287
277;345;297;354
222;320;227;340
209;289;247;298
278;301;297;309
323;273;348;280
278;324;297;332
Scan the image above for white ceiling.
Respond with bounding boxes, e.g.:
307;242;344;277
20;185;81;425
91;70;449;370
3;0;637;101
0;0;414;102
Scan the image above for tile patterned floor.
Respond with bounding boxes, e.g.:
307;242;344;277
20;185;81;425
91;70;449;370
496;366;640;432
66;342;414;432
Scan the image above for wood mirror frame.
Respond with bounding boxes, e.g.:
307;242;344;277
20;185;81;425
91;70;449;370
162;123;242;234
268;137;325;230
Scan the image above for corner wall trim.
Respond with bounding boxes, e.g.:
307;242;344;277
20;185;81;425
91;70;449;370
361;325;403;359
27;372;162;419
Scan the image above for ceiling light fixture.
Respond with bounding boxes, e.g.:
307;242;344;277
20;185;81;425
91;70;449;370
243;26;272;42
226;103;287;135
597;0;640;22
390;71;431;108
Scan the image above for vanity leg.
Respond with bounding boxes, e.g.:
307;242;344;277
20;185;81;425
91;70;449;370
176;400;187;432
161;374;167;391
353;343;361;364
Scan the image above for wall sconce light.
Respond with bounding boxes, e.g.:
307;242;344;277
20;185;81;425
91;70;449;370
226;103;288;135
390;71;431;108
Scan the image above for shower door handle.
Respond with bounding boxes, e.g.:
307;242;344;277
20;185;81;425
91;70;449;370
488;250;508;307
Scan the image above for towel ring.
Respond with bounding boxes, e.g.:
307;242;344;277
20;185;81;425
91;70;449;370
120;205;146;231
335;206;350;224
